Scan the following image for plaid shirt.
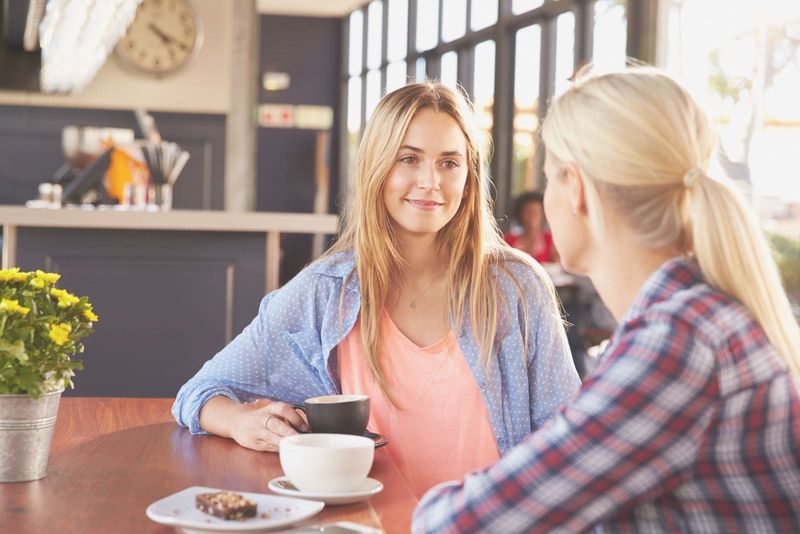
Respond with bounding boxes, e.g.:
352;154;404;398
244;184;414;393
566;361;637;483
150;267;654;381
413;258;800;533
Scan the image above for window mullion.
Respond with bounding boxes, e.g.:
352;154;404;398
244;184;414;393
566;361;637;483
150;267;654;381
493;2;515;215
499;0;512;19
406;0;418;80
536;16;557;190
626;0;658;63
339;16;352;199
437;0;444;47
428;53;441;80
459;47;474;97
575;0;594;68
360;6;369;135
381;0;389;90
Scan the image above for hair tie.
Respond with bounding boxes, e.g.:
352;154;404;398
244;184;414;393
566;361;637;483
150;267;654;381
683;168;703;188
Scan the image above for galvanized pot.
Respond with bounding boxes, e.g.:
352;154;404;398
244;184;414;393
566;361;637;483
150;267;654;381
0;389;63;482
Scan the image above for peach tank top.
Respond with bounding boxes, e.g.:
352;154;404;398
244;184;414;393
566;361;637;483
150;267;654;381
337;312;500;498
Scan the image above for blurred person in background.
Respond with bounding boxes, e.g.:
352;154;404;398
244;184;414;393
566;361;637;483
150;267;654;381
504;191;557;264
506;191;603;377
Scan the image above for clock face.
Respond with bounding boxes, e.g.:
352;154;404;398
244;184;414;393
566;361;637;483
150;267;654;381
115;0;202;76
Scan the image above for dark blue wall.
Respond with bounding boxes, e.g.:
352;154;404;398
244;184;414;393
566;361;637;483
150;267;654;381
0;2;41;91
0;106;226;209
16;227;267;397
257;15;342;283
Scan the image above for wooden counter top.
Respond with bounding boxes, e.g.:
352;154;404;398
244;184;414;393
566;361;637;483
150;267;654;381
0;205;339;292
0;205;339;234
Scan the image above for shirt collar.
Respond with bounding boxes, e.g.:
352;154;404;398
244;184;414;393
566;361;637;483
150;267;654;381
618;256;704;326
308;251;360;295
308;251;356;278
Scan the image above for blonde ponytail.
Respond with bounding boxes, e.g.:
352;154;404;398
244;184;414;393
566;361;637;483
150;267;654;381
687;173;800;377
542;67;800;379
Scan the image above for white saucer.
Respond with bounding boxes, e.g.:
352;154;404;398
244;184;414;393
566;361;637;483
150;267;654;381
267;476;383;506
146;486;324;533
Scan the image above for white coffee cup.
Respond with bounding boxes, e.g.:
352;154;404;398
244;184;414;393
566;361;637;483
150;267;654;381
279;433;375;494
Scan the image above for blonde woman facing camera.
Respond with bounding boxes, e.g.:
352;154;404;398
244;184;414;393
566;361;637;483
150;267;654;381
413;69;800;532
173;82;579;497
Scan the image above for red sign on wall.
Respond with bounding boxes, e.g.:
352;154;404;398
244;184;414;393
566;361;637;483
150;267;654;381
258;104;294;128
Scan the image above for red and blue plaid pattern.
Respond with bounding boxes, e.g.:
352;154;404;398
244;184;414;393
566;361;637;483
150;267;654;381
413;258;800;533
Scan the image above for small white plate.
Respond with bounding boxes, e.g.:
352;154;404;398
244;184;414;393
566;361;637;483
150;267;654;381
267;477;383;506
146;486;325;533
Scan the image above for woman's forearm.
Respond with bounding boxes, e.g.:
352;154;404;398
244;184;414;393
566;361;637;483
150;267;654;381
199;395;247;438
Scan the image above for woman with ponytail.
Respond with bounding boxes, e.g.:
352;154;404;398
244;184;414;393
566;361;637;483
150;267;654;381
173;82;579;497
414;68;800;532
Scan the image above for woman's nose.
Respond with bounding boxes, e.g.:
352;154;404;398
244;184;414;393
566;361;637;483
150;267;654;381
417;164;440;190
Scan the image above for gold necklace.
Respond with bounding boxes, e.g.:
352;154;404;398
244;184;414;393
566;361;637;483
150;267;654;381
408;275;441;309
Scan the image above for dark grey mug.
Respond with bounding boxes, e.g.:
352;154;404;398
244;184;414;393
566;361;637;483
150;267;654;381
300;394;370;436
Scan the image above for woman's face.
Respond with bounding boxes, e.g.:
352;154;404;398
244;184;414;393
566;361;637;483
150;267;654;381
520;201;545;232
382;109;469;240
543;149;589;273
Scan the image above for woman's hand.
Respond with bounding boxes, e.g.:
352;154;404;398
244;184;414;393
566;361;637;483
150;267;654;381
199;396;309;452
233;399;309;452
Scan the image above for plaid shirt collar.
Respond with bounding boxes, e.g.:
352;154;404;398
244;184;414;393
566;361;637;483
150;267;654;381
605;256;703;361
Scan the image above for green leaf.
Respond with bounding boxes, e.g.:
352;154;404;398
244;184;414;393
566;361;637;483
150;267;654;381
0;338;28;362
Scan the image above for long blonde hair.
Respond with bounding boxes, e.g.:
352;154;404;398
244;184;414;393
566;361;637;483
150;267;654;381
328;82;560;401
542;68;800;378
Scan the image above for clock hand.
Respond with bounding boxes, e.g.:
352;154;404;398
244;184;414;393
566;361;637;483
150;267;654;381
147;23;190;52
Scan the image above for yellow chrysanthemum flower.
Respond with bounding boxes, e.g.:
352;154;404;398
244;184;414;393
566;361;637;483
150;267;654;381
50;288;79;308
83;309;99;322
0;267;20;281
34;270;60;284
48;323;72;346
0;268;28;283
0;298;30;316
29;277;45;289
58;295;80;308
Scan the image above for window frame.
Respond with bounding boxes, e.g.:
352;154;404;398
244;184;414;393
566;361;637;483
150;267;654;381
340;0;645;217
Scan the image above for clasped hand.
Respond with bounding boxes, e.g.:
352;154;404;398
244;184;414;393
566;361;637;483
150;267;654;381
231;399;309;452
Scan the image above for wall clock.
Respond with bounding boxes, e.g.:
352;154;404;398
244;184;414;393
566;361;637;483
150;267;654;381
115;0;203;77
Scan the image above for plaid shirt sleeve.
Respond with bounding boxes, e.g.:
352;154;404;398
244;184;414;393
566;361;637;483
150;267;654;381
412;315;720;533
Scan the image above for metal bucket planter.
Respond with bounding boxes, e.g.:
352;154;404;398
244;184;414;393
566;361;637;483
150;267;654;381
0;389;63;482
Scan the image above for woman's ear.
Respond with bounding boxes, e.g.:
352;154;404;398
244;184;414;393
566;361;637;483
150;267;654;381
564;163;587;217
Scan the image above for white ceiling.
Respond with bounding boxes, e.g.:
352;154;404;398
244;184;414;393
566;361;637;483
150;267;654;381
256;0;369;17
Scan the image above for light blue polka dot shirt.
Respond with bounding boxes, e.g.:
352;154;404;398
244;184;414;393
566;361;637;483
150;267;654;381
172;251;580;454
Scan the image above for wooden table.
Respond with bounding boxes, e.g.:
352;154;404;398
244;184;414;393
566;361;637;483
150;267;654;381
0;398;418;533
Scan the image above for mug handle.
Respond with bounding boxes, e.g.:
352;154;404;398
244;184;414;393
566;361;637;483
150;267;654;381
291;405;310;433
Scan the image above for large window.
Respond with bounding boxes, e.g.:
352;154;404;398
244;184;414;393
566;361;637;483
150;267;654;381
593;0;627;70
342;0;629;215
661;0;800;310
346;10;364;177
512;24;541;195
473;39;496;151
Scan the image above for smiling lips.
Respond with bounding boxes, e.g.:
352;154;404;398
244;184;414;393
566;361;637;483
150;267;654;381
406;199;443;210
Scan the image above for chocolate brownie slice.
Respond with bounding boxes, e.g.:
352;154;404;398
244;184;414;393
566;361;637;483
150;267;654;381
195;491;257;520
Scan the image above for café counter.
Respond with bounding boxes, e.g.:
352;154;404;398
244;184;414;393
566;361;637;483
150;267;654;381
0;206;338;397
